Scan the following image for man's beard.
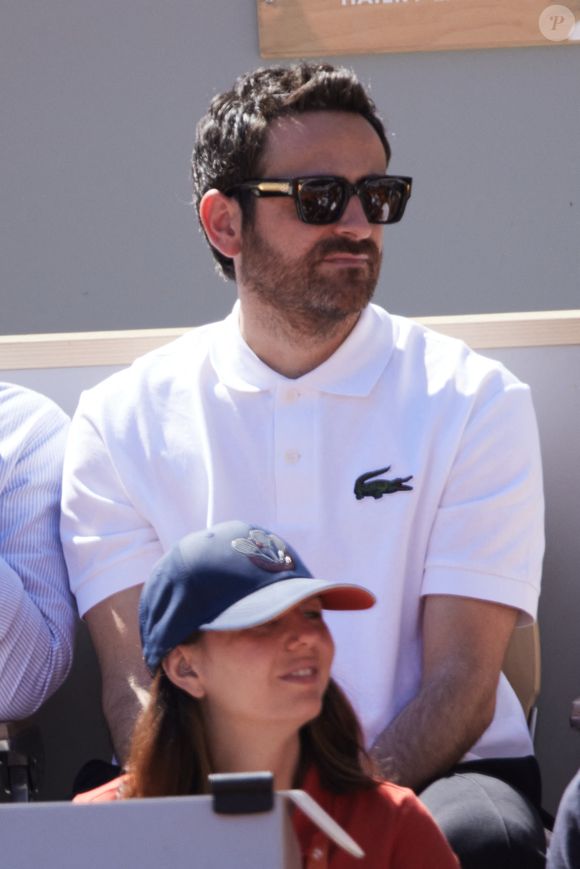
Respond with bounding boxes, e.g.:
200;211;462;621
239;225;382;339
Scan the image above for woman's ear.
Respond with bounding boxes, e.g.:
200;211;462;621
162;645;206;699
198;189;242;260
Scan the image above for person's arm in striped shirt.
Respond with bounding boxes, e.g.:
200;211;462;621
0;383;77;719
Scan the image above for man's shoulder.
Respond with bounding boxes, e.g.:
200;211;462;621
0;381;69;446
78;318;224;409
0;381;68;422
384;309;524;394
119;318;220;375
388;309;484;362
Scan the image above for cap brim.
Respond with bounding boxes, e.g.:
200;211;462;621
199;577;375;631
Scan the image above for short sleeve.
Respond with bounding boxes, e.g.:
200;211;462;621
61;390;163;616
422;378;544;623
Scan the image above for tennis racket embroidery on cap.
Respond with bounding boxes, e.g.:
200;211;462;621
231;529;295;572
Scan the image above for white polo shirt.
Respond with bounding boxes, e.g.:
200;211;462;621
61;302;544;761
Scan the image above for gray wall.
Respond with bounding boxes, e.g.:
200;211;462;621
1;1;579;335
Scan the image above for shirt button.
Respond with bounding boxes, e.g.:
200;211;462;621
285;388;299;403
284;448;301;464
311;847;324;861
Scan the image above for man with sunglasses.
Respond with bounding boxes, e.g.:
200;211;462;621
62;62;545;865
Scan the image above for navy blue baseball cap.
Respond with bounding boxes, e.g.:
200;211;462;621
140;520;375;672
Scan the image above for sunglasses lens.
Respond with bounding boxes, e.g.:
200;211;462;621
360;178;409;224
292;177;411;225
297;179;346;224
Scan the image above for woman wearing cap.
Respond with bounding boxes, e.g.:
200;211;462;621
75;520;457;868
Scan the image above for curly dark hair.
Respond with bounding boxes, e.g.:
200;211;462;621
191;62;391;280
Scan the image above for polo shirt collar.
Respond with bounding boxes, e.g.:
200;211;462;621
210;301;395;397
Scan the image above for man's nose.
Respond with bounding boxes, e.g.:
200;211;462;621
333;192;373;238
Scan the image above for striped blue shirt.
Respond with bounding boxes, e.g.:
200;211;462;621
0;383;76;719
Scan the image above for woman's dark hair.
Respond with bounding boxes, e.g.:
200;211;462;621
191;62;391;281
124;670;379;798
124;669;211;798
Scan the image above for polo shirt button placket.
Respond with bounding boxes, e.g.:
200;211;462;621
285;388;300;403
274;386;316;526
283;390;302;468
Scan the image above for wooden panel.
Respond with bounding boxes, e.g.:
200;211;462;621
257;0;580;58
1;310;579;371
0;327;187;370
418;309;580;350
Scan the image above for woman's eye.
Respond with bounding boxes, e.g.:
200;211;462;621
251;619;278;634
304;609;323;620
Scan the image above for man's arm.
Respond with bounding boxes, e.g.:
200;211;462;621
61;388;164;763
85;586;151;765
371;594;518;792
371;372;543;791
0;386;77;719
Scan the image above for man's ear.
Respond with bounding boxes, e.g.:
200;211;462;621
199;189;242;260
162;645;206;699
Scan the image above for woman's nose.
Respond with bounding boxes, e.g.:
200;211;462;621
284;613;319;648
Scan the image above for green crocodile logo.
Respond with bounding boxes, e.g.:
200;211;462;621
354;466;413;500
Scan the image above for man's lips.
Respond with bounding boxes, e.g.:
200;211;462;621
321;253;370;266
315;241;378;268
314;238;379;263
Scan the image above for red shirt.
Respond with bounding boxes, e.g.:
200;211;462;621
294;766;458;868
74;769;458;868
